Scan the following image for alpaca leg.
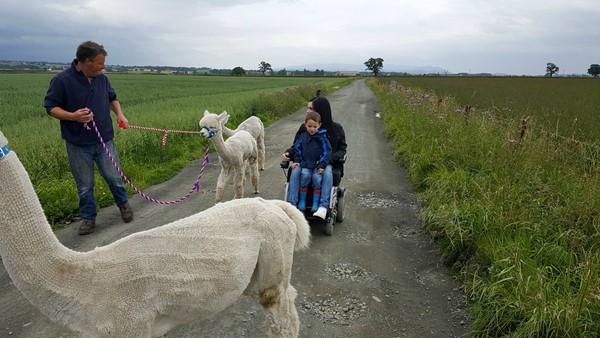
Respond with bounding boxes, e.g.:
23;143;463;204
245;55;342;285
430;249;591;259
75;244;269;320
261;285;300;338
215;169;231;203
249;157;260;194
233;167;245;199
257;135;266;170
101;312;153;338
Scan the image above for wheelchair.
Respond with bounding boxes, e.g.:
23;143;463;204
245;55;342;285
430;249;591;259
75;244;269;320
281;155;346;235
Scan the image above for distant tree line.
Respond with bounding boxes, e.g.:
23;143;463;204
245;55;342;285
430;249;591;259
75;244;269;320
545;62;600;77
3;59;599;77
0;60;336;77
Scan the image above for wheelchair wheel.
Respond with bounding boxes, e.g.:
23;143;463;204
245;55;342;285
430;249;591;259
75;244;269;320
336;187;346;222
283;183;289;201
325;216;334;236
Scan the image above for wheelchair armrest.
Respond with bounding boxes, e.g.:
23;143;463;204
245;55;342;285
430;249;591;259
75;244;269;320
334;154;347;165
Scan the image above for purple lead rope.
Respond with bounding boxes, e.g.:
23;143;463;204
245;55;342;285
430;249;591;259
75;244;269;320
84;119;209;205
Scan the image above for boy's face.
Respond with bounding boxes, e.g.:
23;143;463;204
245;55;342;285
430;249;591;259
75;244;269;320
305;118;321;135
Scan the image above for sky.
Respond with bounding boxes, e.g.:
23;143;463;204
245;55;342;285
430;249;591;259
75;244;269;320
1;0;599;75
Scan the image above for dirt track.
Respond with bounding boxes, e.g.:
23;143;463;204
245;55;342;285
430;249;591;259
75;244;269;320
0;79;471;337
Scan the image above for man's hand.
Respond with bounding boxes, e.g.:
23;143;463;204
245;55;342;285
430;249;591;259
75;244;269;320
117;115;129;129
75;108;94;123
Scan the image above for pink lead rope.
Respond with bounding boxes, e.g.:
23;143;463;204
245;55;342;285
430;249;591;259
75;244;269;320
118;121;203;146
85;119;210;205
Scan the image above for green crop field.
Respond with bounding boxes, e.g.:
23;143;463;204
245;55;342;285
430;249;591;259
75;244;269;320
386;76;600;143
0;73;351;225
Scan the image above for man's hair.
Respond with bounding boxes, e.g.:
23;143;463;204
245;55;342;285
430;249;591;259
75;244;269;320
305;111;321;123
76;41;107;62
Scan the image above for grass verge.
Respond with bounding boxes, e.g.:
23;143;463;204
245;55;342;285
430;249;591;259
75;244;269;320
368;78;600;337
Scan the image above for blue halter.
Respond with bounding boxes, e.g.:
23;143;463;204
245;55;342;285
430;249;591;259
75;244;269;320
201;126;217;138
0;145;10;160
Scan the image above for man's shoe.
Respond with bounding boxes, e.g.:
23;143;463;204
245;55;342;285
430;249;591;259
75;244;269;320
78;219;96;235
119;202;134;223
313;207;327;220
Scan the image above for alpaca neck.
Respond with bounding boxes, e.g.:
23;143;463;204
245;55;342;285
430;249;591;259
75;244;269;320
210;130;234;161
0;151;75;302
222;125;235;138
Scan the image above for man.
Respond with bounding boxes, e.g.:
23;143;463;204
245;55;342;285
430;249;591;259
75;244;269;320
44;40;133;235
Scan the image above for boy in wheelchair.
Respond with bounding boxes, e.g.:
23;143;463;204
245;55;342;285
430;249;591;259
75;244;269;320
287;111;332;218
281;152;346;235
281;95;347;235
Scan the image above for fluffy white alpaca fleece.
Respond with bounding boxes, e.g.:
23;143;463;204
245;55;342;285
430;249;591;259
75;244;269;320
199;110;260;203
222;113;266;170
0;130;310;338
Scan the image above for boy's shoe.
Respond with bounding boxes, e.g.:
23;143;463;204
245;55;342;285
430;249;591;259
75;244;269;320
119;203;134;223
78;220;96;235
313;207;327;220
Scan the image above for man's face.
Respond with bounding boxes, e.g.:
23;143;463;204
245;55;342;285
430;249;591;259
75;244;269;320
81;54;106;78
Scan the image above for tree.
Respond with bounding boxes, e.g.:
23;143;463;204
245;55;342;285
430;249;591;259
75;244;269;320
364;57;384;76
258;61;272;76
546;62;559;77
588;64;600;77
231;66;246;76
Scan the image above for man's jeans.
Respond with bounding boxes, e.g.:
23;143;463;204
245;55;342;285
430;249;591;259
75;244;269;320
66;140;128;221
288;165;332;208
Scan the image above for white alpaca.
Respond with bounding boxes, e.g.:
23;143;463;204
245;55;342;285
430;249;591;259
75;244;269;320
0;130;311;338
222;113;266;170
199;110;260;203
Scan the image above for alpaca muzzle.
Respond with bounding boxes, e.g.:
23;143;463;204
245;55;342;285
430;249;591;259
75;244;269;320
0;145;10;160
200;126;217;138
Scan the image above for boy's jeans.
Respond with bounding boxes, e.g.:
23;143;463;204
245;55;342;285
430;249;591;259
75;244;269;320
66;140;128;220
288;165;332;208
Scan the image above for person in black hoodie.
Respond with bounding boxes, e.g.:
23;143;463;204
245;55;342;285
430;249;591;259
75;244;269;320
288;111;332;213
282;93;347;219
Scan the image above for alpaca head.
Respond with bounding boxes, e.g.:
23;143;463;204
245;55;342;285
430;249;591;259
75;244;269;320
199;110;229;139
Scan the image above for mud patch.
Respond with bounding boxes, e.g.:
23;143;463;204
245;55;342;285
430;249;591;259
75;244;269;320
344;176;363;183
356;192;401;208
325;263;376;282
300;294;367;325
356;191;419;211
345;231;370;243
392;225;419;239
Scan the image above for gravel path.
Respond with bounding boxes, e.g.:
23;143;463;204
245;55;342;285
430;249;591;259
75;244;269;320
0;79;471;337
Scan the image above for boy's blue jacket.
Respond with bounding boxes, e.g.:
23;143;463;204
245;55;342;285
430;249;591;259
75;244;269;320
293;129;332;170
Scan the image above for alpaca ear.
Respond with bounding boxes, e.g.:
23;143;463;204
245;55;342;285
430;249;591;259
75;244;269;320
204;110;210;117
0;131;7;147
220;113;230;125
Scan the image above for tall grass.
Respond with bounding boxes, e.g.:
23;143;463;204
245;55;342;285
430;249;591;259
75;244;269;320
369;78;600;337
0;73;351;225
